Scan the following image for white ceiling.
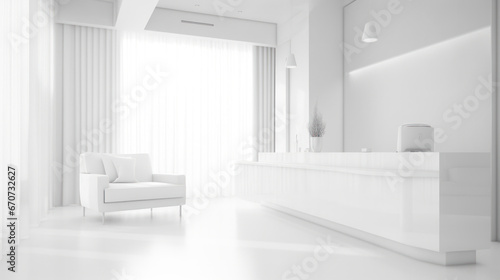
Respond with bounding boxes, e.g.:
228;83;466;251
156;0;311;24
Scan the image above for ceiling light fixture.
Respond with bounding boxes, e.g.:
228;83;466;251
286;54;297;69
361;22;379;43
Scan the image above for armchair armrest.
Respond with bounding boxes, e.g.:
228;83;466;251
80;174;109;211
153;174;186;185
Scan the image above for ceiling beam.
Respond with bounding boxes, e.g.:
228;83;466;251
115;0;160;30
56;0;115;29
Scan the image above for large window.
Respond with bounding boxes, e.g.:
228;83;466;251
116;32;255;197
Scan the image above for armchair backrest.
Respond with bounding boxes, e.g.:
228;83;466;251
80;153;153;182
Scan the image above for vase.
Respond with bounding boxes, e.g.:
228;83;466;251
310;137;323;152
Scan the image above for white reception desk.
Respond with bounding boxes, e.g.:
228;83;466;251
235;152;490;265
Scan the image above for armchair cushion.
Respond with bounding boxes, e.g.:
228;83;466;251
112;157;138;183
80;153;106;174
101;154;120;182
120;154;153;182
105;182;185;203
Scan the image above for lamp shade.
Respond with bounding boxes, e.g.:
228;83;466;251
362;22;379;43
286;54;297;68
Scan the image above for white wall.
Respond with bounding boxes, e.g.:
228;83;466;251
344;0;491;73
275;41;290;152
275;0;344;152
309;0;344;152
344;0;492;153
289;16;310;152
276;10;310;152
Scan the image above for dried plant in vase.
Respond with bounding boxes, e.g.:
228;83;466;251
308;106;326;152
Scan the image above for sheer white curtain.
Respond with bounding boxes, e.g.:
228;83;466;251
253;46;276;156
116;31;254;197
59;25;117;205
0;0;30;237
1;0;53;238
28;0;56;227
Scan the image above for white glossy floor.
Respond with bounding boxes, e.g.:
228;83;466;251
1;198;499;280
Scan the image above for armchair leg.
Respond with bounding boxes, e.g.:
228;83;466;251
102;213;105;224
179;205;182;218
83;207;85;217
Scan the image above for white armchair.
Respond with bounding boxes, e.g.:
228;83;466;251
79;153;186;223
